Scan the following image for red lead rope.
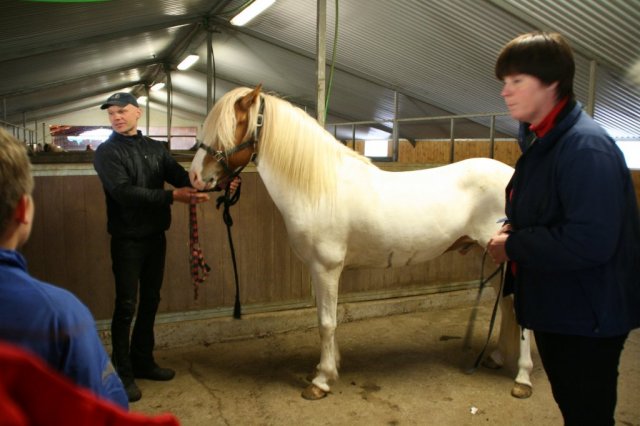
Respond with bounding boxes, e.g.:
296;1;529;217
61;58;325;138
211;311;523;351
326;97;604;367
189;197;211;299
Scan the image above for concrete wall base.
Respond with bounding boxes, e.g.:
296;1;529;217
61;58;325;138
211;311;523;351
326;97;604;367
99;288;496;351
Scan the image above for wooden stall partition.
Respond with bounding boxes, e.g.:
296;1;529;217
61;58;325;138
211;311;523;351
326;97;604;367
493;139;521;166
397;138;520;166
25;174;114;319
453;139;492;161
398;139;450;164
22;167;314;322
135;169;314;316
632;171;640;206
342;140;365;155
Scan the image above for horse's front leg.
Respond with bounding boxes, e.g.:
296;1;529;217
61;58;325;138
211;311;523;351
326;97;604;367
302;265;342;400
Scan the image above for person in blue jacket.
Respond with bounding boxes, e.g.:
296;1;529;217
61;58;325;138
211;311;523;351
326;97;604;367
487;32;640;426
0;127;128;409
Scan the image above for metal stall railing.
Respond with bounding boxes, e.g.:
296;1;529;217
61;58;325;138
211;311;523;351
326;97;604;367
328;110;511;163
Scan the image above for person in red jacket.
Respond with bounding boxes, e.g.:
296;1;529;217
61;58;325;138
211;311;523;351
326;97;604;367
0;342;179;426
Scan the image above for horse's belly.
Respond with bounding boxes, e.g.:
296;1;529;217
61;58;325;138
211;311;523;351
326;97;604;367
344;240;451;269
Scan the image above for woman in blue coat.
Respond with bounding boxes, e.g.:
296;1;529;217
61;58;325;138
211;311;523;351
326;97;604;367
487;32;640;426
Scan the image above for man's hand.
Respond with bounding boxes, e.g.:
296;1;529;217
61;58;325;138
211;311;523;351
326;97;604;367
229;177;241;195
173;187;210;204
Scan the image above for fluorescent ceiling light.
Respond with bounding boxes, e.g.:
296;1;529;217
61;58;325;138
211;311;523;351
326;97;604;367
230;0;275;26
137;96;147;104
151;82;165;92
177;54;199;71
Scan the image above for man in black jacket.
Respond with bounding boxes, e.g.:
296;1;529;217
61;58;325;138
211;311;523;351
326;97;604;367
94;92;210;402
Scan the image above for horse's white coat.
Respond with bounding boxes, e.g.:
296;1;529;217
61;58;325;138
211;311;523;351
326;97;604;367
190;87;533;398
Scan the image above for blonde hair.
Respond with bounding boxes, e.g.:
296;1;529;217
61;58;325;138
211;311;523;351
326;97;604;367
0;128;33;234
202;88;371;206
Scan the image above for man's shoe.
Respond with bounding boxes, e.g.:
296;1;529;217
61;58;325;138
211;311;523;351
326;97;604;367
124;380;142;402
133;365;175;381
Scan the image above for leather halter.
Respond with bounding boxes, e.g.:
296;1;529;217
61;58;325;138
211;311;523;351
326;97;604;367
194;97;264;179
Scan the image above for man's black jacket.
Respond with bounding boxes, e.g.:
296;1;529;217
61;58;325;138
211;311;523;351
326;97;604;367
93;131;191;239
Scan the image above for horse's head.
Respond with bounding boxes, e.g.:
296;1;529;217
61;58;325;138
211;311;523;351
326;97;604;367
189;85;263;191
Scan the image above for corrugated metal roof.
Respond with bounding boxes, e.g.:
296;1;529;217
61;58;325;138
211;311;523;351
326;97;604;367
0;0;638;141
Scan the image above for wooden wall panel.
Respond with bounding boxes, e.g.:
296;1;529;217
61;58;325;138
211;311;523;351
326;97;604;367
61;177;88;305
632;171;640;205
24;175;114;318
453;139;492;161
23;172;314;321
494;140;521;166
38;176;66;287
398;140;451;163
396;138;520;165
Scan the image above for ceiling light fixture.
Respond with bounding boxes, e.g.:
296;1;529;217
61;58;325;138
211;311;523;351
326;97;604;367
177;54;199;71
150;82;165;92
137;96;148;104
230;0;275;26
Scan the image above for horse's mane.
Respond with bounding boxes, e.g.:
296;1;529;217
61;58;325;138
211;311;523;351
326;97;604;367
203;87;372;205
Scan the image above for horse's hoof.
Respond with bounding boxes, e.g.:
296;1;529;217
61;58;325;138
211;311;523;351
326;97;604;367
301;384;328;400
511;383;532;399
481;357;501;370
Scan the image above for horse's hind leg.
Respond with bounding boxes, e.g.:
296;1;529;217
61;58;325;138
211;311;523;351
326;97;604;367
490;293;533;398
512;328;533;398
302;265;342;400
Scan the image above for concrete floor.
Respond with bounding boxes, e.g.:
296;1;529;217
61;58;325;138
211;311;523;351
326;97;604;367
129;296;640;426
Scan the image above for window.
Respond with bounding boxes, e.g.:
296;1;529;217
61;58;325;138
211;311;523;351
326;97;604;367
50;125;111;151
364;139;390;159
49;125;198;151
146;126;197;150
616;140;640;170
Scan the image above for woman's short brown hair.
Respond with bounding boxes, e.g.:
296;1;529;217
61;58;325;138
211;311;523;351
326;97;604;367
495;32;575;101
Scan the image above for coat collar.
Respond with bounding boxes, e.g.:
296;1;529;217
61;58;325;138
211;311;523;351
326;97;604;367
0;249;27;271
517;100;582;154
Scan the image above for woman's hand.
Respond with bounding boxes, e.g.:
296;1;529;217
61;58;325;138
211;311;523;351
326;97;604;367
487;224;512;264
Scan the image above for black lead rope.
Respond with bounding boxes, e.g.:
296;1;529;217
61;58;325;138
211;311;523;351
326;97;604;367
216;182;243;319
463;251;505;374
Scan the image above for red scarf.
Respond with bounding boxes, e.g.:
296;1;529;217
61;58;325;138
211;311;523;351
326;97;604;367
529;96;569;138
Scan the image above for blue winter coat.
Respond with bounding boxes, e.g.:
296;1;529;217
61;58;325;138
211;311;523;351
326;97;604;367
504;101;640;337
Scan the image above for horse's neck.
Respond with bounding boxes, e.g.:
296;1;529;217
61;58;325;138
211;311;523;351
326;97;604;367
256;160;299;212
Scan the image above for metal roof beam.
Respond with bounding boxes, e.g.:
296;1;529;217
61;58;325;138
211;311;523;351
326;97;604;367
0;18;198;62
486;0;622;74
0;60;160;98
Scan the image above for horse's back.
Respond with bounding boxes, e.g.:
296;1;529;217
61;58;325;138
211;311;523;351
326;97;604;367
335;158;513;268
350;158;512;213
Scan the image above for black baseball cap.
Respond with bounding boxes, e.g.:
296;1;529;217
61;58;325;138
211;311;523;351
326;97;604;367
100;92;139;109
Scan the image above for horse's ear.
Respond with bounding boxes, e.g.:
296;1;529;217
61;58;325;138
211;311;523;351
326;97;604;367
239;84;262;111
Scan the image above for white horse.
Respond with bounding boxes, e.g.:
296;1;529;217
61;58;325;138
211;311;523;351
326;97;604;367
189;86;533;400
